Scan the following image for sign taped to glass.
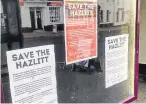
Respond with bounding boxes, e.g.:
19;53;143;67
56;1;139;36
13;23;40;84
64;0;98;64
6;45;58;104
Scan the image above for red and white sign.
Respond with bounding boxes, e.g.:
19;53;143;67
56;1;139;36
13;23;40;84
64;0;98;64
47;2;62;6
19;0;24;6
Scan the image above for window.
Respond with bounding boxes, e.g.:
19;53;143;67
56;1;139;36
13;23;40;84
122;10;124;21
100;10;103;23
1;13;7;34
106;10;110;22
1;0;138;103
116;10;119;22
49;7;60;23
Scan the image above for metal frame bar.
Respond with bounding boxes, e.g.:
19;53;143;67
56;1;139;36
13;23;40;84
124;0;140;102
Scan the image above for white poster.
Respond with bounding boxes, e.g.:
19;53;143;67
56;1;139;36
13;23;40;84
105;34;129;88
6;45;58;104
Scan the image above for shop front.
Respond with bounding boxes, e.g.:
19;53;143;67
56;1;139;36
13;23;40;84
20;0;64;32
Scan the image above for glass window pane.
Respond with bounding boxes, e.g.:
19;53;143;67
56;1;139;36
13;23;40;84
1;0;137;103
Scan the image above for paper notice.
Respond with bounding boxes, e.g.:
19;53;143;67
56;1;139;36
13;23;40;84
105;34;129;88
64;0;98;64
6;45;58;104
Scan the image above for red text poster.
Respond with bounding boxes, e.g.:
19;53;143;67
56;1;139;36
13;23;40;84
64;0;98;64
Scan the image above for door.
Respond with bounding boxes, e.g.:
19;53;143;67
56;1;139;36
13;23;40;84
30;10;36;30
36;10;42;29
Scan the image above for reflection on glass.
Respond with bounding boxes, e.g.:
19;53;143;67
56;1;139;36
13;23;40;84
1;0;137;103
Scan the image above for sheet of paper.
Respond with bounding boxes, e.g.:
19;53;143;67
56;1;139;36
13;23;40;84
105;34;129;88
64;0;98;64
6;45;58;103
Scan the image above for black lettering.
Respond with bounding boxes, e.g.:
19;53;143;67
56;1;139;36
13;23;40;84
46;49;50;55
120;37;126;42
23;61;28;68
115;38;118;43
41;57;45;63
115;44;118;48
18;54;24;60
37;58;41;64
109;45;114;50
108;40;111;44
45;56;49;62
36;50;41;57
38;57;42;64
33;59;38;65
24;52;29;59
30;51;34;58
32;58;41;66
28;60;33;66
12;54;17;61
16;61;22;69
40;50;46;56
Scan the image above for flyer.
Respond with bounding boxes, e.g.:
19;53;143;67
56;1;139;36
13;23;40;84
64;0;97;64
6;45;58;103
105;34;129;88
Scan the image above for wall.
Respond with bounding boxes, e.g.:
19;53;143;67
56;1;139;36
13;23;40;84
20;6;31;28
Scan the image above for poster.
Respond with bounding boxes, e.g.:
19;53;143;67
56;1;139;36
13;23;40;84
6;45;58;103
105;34;129;88
64;0;97;64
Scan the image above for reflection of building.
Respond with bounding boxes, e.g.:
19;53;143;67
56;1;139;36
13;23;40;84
19;0;64;32
0;0;6;34
98;0;131;26
1;0;23;67
98;0;114;24
1;0;22;36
